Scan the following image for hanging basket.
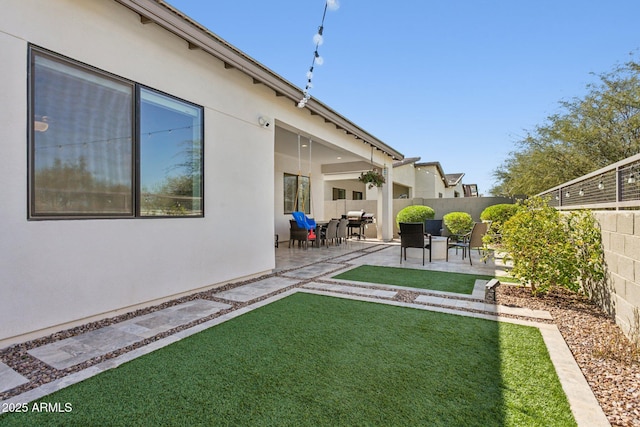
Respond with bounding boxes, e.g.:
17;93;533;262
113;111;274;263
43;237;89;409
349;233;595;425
359;170;385;189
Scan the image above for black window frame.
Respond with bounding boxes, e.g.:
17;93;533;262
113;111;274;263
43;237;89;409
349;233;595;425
332;187;346;200
27;45;204;220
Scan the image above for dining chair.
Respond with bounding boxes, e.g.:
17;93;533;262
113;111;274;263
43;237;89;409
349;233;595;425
321;219;339;246
446;222;489;265
337;218;348;244
399;222;431;265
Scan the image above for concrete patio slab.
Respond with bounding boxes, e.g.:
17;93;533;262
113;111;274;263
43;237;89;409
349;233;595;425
280;262;346;280
414;294;553;320
303;282;398;299
214;276;300;302
0;362;29;393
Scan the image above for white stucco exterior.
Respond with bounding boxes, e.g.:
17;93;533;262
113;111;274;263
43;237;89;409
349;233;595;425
0;0;400;345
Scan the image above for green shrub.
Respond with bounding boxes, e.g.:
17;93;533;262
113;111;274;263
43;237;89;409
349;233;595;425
480;204;519;230
501;197;605;296
396;205;435;227
480;204;520;243
442;212;474;236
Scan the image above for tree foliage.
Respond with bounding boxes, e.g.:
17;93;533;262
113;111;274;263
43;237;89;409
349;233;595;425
491;56;640;196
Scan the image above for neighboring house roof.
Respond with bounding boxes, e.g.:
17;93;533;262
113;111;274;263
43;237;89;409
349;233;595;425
415;161;447;184
445;173;465;186
116;0;403;161
392;157;421;168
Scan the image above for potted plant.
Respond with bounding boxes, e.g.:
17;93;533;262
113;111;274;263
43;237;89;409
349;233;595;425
358;169;385;189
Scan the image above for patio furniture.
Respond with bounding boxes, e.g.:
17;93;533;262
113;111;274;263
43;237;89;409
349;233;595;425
289;220;312;248
399;222;432;265
424;219;443;236
337;218;348;244
446;222;489;265
320;219;339;246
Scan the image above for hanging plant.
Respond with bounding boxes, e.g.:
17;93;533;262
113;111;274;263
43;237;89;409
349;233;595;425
359;169;385;189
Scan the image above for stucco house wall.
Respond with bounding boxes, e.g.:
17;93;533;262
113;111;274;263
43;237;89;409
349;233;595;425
0;0;279;345
0;0;400;345
414;165;447;198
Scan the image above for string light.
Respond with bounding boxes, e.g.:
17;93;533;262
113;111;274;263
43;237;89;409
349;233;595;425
298;0;340;108
33;125;198;151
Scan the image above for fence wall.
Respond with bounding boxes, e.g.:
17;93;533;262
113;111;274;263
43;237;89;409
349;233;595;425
324;196;515;239
537;153;640;341
592;211;640;341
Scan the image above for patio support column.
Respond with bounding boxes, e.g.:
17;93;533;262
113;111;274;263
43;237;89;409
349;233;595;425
377;165;394;241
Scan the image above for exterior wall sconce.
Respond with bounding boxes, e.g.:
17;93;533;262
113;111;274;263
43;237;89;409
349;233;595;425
565;191;570;198
629;172;637;184
258;116;272;128
579;189;584;196
598;180;604;190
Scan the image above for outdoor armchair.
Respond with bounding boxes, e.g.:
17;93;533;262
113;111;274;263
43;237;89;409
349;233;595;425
399;222;432;265
289;220;311;248
446;222;489;265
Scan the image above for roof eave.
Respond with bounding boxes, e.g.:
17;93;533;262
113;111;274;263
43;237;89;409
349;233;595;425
113;0;404;161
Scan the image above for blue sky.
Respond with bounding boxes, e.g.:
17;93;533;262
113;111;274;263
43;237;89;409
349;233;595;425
166;0;640;194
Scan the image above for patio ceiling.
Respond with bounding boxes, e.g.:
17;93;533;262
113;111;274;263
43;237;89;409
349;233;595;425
275;125;372;172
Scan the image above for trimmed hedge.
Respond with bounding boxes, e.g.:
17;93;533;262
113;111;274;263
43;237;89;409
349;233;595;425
396;205;435;227
443;212;473;236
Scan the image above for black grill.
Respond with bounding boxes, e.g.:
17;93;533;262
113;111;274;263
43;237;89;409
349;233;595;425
346;211;374;239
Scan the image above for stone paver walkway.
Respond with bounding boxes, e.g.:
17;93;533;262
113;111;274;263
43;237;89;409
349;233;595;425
28;299;231;370
0;363;28;394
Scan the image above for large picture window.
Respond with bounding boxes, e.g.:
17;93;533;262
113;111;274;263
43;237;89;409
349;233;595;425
283;173;310;214
29;47;203;219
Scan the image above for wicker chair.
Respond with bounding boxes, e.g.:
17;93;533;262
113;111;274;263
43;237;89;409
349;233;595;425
446;222;489;265
320;219;339;246
337;218;348;244
289;220;310;248
399;222;431;265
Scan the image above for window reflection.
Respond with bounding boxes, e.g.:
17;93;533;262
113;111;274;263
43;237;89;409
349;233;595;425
139;88;203;216
32;53;133;215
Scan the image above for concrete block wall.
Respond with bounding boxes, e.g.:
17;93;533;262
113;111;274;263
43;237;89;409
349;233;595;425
593;211;640;342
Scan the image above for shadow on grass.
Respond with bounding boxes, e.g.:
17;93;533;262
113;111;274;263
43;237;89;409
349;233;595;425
0;293;575;426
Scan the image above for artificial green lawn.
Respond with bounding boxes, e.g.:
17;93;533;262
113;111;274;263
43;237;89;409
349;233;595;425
1;293;575;426
332;264;494;294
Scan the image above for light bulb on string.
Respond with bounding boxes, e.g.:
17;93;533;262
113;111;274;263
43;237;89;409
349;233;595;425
326;0;340;11
297;0;339;108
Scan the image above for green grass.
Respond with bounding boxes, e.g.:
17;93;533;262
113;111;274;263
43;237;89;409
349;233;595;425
1;293;575;426
332;264;494;294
